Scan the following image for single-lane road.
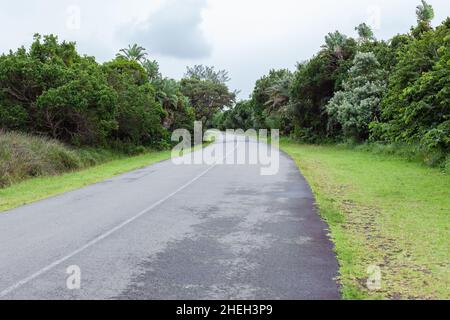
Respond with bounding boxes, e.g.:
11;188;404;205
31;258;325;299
0;134;339;299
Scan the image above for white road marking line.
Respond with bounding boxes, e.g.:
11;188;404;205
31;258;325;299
0;139;238;298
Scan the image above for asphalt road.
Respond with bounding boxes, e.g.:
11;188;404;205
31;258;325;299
0;134;339;299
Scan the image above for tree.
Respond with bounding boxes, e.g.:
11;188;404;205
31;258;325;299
213;100;254;131
116;44;148;63
373;18;450;157
326;52;386;140
289;34;357;141
412;0;435;38
265;72;292;112
36;68;118;145
154;78;181;127
185;65;230;84
103;57;148;86
0;34;119;145
355;23;375;42
142;59;161;82
103;58;166;147
322;31;348;60
250;69;293;130
180;77;235;127
416;0;434;26
254;70;294;133
153;78;195;131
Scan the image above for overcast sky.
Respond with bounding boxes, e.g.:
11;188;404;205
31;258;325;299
1;0;449;99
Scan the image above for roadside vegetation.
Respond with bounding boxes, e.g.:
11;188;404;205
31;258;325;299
0;130;210;213
0;35;235;190
0;0;448;300
0;131;120;188
214;1;449;169
0;147;172;213
280;140;449;299
214;1;449;300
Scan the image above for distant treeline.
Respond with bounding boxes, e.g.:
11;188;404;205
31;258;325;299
0;39;235;153
214;1;449;166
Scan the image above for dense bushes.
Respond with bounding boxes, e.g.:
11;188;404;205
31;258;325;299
0;35;230;151
372;18;450;160
0;35;119;145
0;36;237;187
326;52;386;141
103;58;167;147
214;1;449;166
213;100;254;131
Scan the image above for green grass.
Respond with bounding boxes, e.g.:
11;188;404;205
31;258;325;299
0;149;173;213
0;130;211;213
0;131;122;188
280;139;449;300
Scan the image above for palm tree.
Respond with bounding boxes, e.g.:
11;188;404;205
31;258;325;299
154;78;182;128
412;0;435;38
322;31;347;60
142;59;161;82
265;75;292;112
355;23;375;42
116;44;148;63
416;0;434;26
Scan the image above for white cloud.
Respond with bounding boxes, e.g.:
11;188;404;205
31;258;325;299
121;0;212;59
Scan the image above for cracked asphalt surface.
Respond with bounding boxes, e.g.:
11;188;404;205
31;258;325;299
0;134;339;299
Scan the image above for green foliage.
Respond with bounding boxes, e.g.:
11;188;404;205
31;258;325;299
373;19;450;157
358;39;400;73
0;130;117;187
326;52;386;140
0;34;119;145
412;1;435;38
416;0;434;25
142;59;161;82
184;65;230;84
322;31;349;60
355;23;374;42
0;35;191;149
103;57;148;85
36;65;119;145
288;31;358;140
153;78;195;132
214;100;254;131
103;58;166;147
251;69;290;129
249;69;294;132
180;76;235;127
116;44;148;63
233;1;448;167
282;140;450;299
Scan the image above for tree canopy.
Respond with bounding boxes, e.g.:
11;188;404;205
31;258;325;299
213;1;448;165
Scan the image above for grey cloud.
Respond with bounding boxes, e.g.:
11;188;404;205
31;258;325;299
124;0;212;59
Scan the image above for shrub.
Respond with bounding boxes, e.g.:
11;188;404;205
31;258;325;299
326;52;387;141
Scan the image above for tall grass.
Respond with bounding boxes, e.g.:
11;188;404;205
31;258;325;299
0;131;118;187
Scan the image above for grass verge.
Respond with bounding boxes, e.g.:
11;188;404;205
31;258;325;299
280;139;449;300
0;149;172;213
0;130;211;213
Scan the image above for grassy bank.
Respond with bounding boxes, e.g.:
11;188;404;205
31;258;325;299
0;131;211;213
280;140;449;300
0;149;172;213
0;131;122;188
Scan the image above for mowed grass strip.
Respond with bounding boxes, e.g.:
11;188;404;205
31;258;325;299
280;140;449;300
0;150;172;213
